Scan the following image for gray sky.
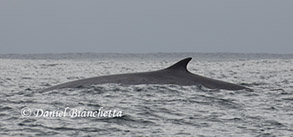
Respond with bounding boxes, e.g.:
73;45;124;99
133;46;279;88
0;0;292;54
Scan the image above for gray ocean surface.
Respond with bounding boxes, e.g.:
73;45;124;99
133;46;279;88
0;53;293;137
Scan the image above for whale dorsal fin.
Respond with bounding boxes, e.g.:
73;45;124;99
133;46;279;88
165;57;192;71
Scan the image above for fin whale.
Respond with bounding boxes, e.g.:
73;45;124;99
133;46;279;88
42;57;249;92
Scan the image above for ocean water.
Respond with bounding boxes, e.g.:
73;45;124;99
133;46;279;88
0;53;293;137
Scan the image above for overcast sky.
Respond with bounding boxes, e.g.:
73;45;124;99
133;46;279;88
0;0;292;54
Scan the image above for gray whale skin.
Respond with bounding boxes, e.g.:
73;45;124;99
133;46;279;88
42;57;250;91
